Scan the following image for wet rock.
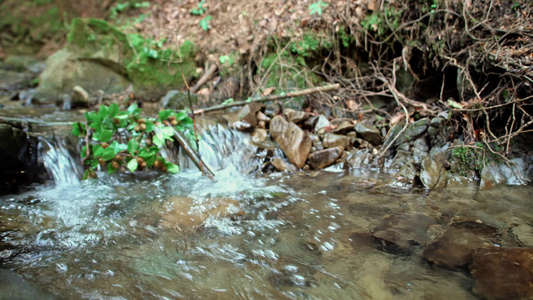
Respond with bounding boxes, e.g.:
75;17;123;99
313;115;330;133
308;146;344;169
471;247;533;300
271;157;298;172
256;111;271;123
251;128;268;144
71;85;89;107
161;196;242;229
269;115;312;169
0;69;31;90
237;103;264;128
389;150;412;170
322;133;351;149
355;123;382;146
333;121;355;135
303;115;318;130
344;148;371;169
511;224;533;247
388;161;417;187
386;118;429;147
372;214;436;254
283;108;308;124
480;158;530;189
422;220;499;268
420;155;447;189
480;163;506;189
0;268;58;300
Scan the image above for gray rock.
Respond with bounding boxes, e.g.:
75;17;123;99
385;118;429;147
333;121;355;135
355;123;382;145
313;115;330;133
0;268;58;300
322;133;352;149
308;146;344;169
345;148;371;169
269;116;312;169
284;108;309;124
1;55;39;72
0;69;31;90
389;150;412;170
420;155;447;189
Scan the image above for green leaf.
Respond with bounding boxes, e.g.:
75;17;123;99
99;129;113;143
109;141;128;154
127;104;141;116
72;122;85;136
175;111;188;121
108;103;119;117
83;170;91;180
93;144;104;157
127;159;138;172
221;98;234;105
107;162;117;174
167;163;180;174
159;109;173;120
128;139;138;155
98;104;109;118
309;1;327;16
100;148;116;161
115;111;130;120
145;121;154;132
199;15;212;31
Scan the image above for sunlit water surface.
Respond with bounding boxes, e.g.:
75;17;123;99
1;124;532;300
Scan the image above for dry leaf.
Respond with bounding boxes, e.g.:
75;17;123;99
390;113;405;125
261;87;275;96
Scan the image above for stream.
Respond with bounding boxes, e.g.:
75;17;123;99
1;112;532;299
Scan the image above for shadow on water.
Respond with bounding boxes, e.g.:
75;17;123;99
1;122;532;299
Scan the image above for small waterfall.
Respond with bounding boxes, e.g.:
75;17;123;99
39;136;82;186
178;124;265;174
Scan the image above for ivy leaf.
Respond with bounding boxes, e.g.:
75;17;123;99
159;109;173;120
128;139;138;155
108;103;119;117
167;163;180;174
109;141;127;154
127;158;138;173
99;129;113;143
175;110;188;121
100;148;116;161
107;162;117;174
72;122;85;137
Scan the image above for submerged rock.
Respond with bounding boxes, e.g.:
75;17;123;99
308;146;344;169
422;220;500;269
269;116;312;169
372;214;436;254
471;247;533;300
0;268;58;300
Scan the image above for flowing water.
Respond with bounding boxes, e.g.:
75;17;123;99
1;120;532;299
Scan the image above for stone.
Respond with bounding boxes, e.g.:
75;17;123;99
303;115;319;130
284;108;309;124
0;69;31;90
0;268;57;300
422;220;499;269
256;111;271;123
251;128;268;144
372;214;436;255
35;18;196;103
308;146;344;169
314;115;330;133
71;85;89;107
389;150;412;170
161;90;198;110
511;224;533;247
344;148;371;169
420;155;447;189
471;247;533;300
1;55;40;72
271;157;297;172
322;133;352;149
332;121;355;135
385;118;429;147
355;123;382;145
269;115;312;169
237;103;264;128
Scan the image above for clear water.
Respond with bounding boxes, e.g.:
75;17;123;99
1;123;532;299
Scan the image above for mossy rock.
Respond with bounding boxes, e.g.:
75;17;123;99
36;18;197;103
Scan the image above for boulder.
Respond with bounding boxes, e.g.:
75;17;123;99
71;85;89;107
355;123;382;145
269;115;312;169
471;247;533;300
422;220;499;268
308;146;344;169
372;214;436;255
237;103;264;128
271;157;297;172
35;18;196;103
322;133;352;149
420;155;447;189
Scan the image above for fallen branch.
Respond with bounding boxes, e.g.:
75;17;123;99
193;84;340;115
173;129;214;178
190;64;218;93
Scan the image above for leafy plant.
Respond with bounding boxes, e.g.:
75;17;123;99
450;143;488;176
199;15;212;31
190;0;207;15
308;1;327;16
72;103;194;179
110;1;150;19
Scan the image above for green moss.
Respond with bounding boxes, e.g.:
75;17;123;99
290;32;332;57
